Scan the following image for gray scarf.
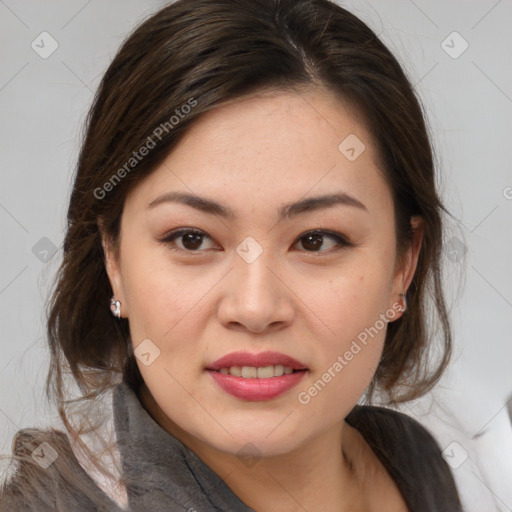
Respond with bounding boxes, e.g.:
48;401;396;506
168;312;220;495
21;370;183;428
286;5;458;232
113;379;254;511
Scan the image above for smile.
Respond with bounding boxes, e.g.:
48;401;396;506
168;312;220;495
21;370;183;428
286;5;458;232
205;350;309;401
217;365;296;378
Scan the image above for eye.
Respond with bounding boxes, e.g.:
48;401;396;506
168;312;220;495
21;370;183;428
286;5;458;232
158;228;217;253
292;229;353;254
159;228;352;255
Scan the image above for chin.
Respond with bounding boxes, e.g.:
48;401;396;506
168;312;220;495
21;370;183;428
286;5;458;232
211;433;303;460
187;416;310;459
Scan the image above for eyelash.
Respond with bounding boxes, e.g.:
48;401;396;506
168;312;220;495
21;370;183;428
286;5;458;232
158;228;353;255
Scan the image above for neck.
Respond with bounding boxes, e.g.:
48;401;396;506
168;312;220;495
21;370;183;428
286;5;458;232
138;383;368;512
210;425;363;512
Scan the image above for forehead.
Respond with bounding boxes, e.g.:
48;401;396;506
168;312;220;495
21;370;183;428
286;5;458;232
124;88;393;219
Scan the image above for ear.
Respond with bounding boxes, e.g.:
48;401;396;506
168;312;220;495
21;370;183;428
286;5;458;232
98;219;129;318
390;215;424;313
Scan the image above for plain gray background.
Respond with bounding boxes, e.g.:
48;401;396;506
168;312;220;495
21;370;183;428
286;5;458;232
1;1;511;510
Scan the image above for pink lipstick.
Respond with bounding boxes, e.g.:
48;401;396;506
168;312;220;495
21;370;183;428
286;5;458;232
205;350;308;401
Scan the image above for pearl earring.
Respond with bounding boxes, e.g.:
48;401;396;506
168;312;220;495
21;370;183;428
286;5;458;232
110;297;121;318
398;291;407;313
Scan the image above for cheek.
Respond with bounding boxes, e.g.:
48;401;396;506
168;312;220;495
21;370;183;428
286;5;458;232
297;276;388;418
321;287;387;383
312;265;392;344
301;256;393;392
120;244;212;340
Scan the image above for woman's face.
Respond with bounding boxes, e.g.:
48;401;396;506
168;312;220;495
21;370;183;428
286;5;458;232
103;87;422;458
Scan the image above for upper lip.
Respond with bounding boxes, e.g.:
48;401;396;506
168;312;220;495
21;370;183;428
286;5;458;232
206;351;308;371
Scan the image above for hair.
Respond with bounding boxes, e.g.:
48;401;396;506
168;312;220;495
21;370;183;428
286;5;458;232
1;0;457;507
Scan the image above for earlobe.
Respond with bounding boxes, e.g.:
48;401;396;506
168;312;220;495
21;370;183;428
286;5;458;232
406;216;424;290
390;215;424;314
98;223;128;317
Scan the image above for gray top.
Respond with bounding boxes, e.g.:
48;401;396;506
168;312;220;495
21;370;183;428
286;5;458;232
1;379;463;511
113;379;253;512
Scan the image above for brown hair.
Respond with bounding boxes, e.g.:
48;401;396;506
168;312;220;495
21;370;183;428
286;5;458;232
2;0;456;506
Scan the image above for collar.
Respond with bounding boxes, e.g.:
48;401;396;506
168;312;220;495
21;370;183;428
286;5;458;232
112;379;254;512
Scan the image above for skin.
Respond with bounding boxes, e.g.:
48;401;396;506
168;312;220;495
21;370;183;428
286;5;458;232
102;86;423;511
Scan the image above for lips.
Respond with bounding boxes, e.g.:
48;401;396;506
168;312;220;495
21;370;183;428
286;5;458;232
205;350;309;401
206;350;308;371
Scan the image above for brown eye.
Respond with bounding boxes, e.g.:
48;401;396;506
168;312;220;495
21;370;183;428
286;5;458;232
159;229;216;252
158;228;352;255
294;230;352;253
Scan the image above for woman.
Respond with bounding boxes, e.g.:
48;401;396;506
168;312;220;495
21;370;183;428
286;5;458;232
0;0;463;510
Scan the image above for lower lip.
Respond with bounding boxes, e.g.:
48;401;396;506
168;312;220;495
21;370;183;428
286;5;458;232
206;370;307;401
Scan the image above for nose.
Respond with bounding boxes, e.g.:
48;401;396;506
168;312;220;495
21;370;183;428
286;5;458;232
216;248;295;334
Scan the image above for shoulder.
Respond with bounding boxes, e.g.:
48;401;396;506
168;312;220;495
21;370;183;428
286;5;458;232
1;428;64;511
1;427;120;512
346;404;464;512
346;404;444;455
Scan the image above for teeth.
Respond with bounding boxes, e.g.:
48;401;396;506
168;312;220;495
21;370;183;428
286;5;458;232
217;365;297;378
230;366;241;377
241;366;257;378
257;365;275;378
272;365;285;377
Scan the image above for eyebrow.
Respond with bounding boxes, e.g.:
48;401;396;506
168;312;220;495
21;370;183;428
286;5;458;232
147;191;367;220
